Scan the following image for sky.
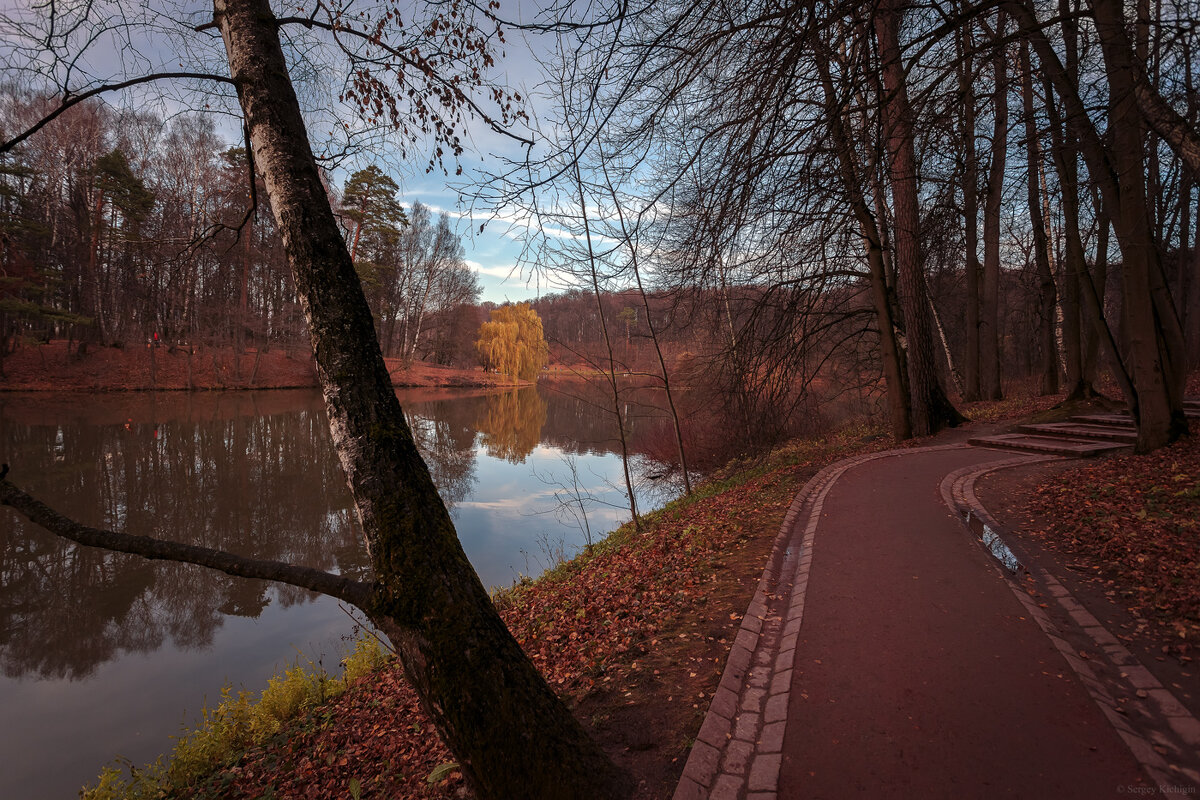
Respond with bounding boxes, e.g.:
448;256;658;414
311;2;581;306
340;16;563;306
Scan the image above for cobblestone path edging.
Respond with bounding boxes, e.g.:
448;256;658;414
674;443;1200;798
672;444;965;800
943;457;1200;793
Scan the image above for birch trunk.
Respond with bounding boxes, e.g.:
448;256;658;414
212;2;630;796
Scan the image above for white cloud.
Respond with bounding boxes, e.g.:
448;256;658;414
464;259;521;279
413;201;623;248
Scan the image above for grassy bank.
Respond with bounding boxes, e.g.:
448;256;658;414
83;638;392;800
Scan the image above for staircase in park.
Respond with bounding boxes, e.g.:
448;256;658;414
968;398;1200;457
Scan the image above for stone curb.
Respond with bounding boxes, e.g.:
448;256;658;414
941;456;1200;792
673;443;967;800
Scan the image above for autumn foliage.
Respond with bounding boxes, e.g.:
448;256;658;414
475;303;548;381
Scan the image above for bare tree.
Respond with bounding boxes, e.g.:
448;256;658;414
979;9;1010;402
1009;0;1189;449
1020;39;1060;395
874;0;965;434
957;7;984;402
813;32;912;439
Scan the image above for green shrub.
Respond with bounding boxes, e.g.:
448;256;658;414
81;633;392;800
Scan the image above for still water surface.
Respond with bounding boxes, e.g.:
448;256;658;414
0;385;671;799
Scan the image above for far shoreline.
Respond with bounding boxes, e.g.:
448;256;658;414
0;340;537;393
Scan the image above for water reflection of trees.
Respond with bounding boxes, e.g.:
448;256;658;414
0;393;363;680
403;396;479;508
477;388;547;463
538;379;666;456
0;384;663;681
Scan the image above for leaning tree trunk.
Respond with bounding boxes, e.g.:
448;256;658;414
873;2;963;436
213;2;630;797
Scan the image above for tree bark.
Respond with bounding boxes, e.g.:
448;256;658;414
1040;3;1094;399
1009;0;1186;449
957;14;982;402
1190;196;1200;367
815;48;912;440
1020;40;1059;395
981;14;1008;401
873;2;963;436
1089;0;1188;450
1130;54;1200;180
211;2;630;797
86;186;106;345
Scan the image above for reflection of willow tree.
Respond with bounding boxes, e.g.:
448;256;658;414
0;396;360;681
477;388;548;463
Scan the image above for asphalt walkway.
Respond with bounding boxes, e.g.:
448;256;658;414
674;444;1200;799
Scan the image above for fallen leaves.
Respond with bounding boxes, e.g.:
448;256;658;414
1028;434;1200;659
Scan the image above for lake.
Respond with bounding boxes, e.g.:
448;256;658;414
0;383;676;799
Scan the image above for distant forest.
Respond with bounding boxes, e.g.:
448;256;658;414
1;85;1145;394
0;91;479;364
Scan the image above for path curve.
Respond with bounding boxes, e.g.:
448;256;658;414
673;443;1200;799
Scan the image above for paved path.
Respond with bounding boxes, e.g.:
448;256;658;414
674;444;1200;799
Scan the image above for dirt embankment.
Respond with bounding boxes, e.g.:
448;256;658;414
0;340;525;391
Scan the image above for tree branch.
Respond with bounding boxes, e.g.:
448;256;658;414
272;15;534;146
1131;60;1200;180
0;476;375;608
0;72;237;155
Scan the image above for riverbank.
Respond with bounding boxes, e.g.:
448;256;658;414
85;420;896;800
0;340;525;391
76;386;1197;799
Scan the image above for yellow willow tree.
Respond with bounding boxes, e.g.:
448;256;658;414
476;302;549;380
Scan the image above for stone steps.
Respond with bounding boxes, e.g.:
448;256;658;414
966;433;1132;457
966;396;1198;457
1017;421;1139;442
1070;413;1135;428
